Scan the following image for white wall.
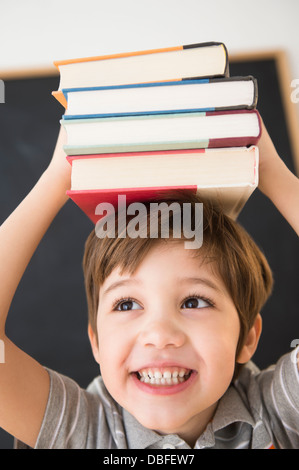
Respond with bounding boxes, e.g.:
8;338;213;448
0;0;298;70
1;0;298;110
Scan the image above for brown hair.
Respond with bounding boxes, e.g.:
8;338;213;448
83;191;273;368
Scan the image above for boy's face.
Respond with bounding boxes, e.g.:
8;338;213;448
89;242;254;443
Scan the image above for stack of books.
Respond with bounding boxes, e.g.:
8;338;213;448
52;42;261;222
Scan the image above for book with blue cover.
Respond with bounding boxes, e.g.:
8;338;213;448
62;76;257;119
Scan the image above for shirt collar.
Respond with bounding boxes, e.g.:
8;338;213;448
122;408;173;449
212;385;255;432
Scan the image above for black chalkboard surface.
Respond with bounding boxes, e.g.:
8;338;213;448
0;53;298;448
229;54;299;371
0;74;100;449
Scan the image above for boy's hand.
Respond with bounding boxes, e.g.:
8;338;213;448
46;125;71;196
257;116;281;196
257;114;299;235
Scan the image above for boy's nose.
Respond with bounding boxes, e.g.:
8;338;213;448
138;317;186;350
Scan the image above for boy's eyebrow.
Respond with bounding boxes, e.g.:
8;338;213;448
102;277;222;297
102;279;141;297
179;277;223;293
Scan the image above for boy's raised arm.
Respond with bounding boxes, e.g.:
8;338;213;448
258;117;299;236
0;126;70;447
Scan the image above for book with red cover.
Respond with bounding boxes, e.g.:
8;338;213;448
53;42;229;108
66;146;259;223
61;110;261;155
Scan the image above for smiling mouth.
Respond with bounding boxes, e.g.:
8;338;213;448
134;367;193;386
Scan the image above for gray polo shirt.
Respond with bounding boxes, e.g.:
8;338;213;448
15;348;299;449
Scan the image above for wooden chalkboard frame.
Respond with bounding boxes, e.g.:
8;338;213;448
230;49;299;175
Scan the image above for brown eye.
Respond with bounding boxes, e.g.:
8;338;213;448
114;298;142;311
118;301;134;311
182;297;211;309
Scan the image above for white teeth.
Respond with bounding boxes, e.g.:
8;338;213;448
137;368;191;385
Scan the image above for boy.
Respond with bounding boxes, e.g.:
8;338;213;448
0;118;298;449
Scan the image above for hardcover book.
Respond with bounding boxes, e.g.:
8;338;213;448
62;76;257;119
66;146;259;222
53;42;229;107
61;110;261;155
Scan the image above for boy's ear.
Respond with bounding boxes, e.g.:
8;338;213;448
237;314;262;364
88;323;100;365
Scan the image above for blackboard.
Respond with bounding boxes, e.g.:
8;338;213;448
0;51;298;448
229;51;299;371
